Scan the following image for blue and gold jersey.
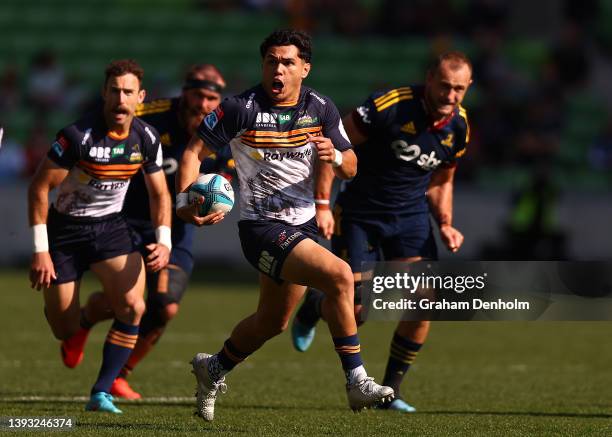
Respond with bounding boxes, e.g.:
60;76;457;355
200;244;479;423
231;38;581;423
338;85;469;217
122;97;234;273
47;111;162;217
198;84;352;225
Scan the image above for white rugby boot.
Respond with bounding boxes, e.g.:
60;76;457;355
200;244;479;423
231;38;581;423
346;377;394;412
190;353;227;421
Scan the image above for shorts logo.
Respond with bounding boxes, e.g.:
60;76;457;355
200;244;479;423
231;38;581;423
258;250;277;276
276;231;302;250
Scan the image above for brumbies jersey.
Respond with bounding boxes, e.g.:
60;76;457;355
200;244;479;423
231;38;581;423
338;85;469;217
47;111;163;217
197;84;352;225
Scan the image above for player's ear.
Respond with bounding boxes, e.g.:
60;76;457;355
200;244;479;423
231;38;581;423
301;62;311;79
138;88;146;104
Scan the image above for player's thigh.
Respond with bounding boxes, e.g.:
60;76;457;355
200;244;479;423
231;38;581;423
90;251;146;306
43;280;81;337
281;238;353;292
256;273;306;330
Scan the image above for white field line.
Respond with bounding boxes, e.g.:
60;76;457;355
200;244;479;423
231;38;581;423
0;395;194;404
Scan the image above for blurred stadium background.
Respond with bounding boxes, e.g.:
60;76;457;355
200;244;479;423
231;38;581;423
1;0;612;265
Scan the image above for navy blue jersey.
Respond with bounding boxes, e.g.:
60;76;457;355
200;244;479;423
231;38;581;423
122;98;234;272
337;85;469;217
48;111;162;217
197;84;352;224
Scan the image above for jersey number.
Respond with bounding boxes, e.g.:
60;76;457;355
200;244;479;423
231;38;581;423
390;140;441;170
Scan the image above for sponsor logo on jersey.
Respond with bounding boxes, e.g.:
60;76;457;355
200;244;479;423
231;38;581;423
111;144;125;157
441;133;454;147
400;121;416;134
89;146;111;162
144;126;157;144
81;128;92;145
263;148;312;162
295;114;319;127
129;143;143;162
278;111;293;125
256;112;278;125
390;140;441;170
356;106;371;124
309;91;326;105
88;179;127;191
51;135;70;157
204;107;224;130
245;92;256;109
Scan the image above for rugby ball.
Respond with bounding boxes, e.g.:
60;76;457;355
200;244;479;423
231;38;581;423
188;173;234;216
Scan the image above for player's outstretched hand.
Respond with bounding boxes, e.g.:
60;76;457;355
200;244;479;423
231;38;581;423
176;196;225;227
145;243;170;272
316;208;334;240
308;133;335;163
439;224;464;253
29;252;56;291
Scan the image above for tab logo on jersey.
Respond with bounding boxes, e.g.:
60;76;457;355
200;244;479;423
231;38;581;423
441;133;454;147
391;140;441;170
278;112;293;125
400;121;416;135
111;144;125;157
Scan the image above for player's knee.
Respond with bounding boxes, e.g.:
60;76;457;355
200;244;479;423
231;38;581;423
326;261;354;300
116;294;146;321
160;303;179;322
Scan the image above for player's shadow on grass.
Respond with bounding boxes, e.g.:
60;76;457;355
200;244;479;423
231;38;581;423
421;410;612;419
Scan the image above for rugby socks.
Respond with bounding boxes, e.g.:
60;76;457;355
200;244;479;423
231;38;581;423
333;334;367;385
295;288;325;326
382;333;422;395
207;339;251;382
91;320;138;394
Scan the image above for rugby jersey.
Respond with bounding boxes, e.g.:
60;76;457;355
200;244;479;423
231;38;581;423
197;84;352;225
338;85;469;217
48;111;162;217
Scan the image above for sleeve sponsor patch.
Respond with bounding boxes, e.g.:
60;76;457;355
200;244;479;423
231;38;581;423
204;107;224;130
51;135;70;157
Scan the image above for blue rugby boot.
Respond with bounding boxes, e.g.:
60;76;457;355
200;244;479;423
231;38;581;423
85;392;123;413
291;318;316;352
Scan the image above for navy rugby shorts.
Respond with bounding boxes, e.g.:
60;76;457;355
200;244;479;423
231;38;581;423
332;209;438;272
47;207;135;284
238;217;318;283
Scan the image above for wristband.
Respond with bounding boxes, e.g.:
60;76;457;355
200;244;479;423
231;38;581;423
155;225;172;250
176;192;188;209
314;199;330;205
332;149;343;167
32;224;49;253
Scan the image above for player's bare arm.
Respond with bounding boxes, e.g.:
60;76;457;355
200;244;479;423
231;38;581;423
27;158;69;290
175;135;225;226
427;165;464;252
143;169;172;272
314;159;335;239
308;133;357;179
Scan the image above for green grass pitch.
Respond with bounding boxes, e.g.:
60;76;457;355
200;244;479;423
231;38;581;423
0;269;610;436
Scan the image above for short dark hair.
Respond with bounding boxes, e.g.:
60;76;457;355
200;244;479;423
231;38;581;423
260;29;312;63
184;63;226;88
104;59;144;88
428;51;473;75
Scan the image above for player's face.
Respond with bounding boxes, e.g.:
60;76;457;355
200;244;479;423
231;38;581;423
425;61;472;120
102;73;145;129
262;45;310;104
181;87;222;136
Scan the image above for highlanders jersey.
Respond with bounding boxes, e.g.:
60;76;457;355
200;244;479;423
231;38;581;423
48;111;163;217
338;85;469;217
197;84;352;225
122;98;234;272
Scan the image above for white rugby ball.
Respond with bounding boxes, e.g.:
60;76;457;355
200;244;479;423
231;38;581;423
188;173;234;216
